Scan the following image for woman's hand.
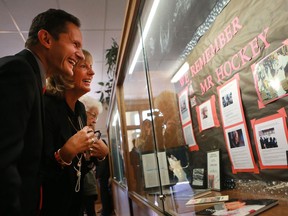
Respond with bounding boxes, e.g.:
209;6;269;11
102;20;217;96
89;138;109;159
59;126;95;162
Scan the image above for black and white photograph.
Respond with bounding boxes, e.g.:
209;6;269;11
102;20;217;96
222;92;233;108
252;111;288;169
192;168;205;187
258;128;278;149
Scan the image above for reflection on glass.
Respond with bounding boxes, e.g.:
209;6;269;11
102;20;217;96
123;3;163;209
128;0;160;75
154;91;185;149
127;130;140;151
120;0;230;214
142;109;160;121
137;119;155;153
125;111;140;126
128;137;144;194
109;103;126;185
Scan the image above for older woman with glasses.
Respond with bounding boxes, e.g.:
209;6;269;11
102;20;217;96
80;95;113;216
79;95;104;216
80;95;103;130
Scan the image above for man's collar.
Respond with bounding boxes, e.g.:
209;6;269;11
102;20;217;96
26;48;46;88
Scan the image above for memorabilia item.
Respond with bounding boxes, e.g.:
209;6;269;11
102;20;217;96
207;150;221;191
186;195;229;205
196;199;278;216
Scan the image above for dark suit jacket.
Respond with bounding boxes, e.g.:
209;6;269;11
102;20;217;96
0;49;44;216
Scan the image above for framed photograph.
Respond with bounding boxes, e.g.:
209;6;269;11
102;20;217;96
252;43;288;106
207;150;221;191
191;168;206;189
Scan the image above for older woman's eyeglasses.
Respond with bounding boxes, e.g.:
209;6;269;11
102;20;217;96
94;130;101;139
87;111;98;121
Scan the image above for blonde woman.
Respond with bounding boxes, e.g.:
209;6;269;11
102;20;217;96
41;50;108;216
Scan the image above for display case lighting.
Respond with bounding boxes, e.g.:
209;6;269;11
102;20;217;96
171;62;189;83
128;0;160;74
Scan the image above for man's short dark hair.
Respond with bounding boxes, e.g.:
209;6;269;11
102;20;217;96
25;9;81;48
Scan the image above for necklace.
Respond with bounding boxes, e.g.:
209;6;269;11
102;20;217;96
68;116;84;132
73;154;83;192
67;115;84;192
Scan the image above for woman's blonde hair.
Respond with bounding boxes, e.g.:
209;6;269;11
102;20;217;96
46;49;92;98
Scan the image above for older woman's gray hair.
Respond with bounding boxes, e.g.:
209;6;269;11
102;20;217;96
79;95;103;114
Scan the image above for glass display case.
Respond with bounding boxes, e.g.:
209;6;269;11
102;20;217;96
108;0;288;215
115;0;228;214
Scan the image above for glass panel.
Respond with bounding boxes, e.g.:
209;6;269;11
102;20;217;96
109;102;126;186
140;0;229;214
123;2;165;211
119;0;230;214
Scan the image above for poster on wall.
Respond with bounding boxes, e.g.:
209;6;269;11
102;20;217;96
217;77;245;127
196;95;220;132
224;124;259;173
178;87;191;125
178;87;199;151
251;108;288;169
171;0;288;180
218;76;258;173
252;42;288;108
183;124;198;151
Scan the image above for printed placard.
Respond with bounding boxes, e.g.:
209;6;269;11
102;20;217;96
251;108;288;169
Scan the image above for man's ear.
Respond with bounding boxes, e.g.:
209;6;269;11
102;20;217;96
38;29;52;48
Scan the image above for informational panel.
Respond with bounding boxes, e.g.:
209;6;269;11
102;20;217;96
142;152;170;188
172;0;288;180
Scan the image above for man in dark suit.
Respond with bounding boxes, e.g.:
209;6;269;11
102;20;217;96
0;9;84;216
